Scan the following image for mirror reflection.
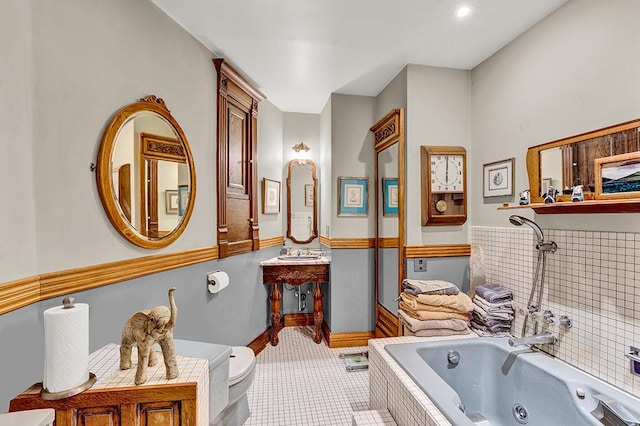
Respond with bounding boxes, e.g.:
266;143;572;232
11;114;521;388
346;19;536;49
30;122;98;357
533;120;640;199
378;144;399;315
97;96;196;249
286;159;318;244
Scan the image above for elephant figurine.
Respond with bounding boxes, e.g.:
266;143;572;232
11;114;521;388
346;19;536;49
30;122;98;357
120;287;178;385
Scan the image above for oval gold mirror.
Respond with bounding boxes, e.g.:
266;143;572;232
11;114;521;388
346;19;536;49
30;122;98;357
96;95;196;249
286;159;318;244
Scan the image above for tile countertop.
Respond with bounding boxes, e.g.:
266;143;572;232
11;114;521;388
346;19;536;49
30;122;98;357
369;333;479;426
22;344;210;426
259;255;331;266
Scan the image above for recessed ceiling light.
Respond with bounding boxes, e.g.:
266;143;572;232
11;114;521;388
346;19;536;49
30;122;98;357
457;6;471;18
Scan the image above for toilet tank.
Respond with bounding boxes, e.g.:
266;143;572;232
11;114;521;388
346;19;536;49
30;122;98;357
174;339;232;423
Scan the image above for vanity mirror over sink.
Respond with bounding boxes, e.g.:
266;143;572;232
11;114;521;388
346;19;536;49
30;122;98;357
96;95;196;249
286;159;318;244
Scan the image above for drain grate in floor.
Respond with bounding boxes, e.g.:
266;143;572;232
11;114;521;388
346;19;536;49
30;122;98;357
339;351;369;371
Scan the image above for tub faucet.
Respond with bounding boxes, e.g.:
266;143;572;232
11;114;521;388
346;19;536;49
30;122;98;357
508;332;556;347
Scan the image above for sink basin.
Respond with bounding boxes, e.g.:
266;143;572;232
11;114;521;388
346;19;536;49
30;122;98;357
277;254;321;260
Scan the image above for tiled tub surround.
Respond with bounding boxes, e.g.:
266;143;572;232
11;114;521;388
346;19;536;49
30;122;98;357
369;335;477;426
471;226;640;397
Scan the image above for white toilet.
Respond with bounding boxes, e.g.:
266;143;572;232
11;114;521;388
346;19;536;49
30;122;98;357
174;339;256;426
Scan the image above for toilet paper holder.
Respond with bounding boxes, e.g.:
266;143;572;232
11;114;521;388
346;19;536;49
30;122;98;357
206;270;229;294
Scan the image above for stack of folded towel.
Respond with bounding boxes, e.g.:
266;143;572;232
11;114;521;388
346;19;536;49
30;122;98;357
398;279;473;337
470;283;514;335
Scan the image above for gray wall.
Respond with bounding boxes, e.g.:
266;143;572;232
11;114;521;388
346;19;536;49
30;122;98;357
327;249;375;333
0;246;280;410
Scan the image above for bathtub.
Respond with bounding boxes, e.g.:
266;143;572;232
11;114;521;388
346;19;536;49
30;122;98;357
385;338;640;425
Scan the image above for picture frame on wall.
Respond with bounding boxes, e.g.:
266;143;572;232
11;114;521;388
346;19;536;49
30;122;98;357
483;158;514;198
262;178;281;214
178;185;189;216
382;178;398;216
338;176;368;216
594;151;640;199
305;184;314;207
165;190;179;214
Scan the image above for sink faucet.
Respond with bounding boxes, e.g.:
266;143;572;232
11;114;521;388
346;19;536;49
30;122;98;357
508;333;557;347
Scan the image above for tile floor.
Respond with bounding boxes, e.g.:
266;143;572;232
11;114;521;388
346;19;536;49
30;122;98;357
246;327;370;425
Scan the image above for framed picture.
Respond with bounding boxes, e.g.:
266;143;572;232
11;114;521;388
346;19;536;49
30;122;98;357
305;184;314;207
338;177;368;216
178;185;190;216
595;151;640;199
165;190;179;214
483;158;514;198
262;178;281;214
382;178;398;216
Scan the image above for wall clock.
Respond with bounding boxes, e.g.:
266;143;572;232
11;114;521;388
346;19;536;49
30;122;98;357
420;145;467;226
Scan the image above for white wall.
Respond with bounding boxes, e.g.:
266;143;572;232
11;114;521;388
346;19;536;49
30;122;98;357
406;64;471;245
330;94;376;238
1;0;37;281
283;113;321;245
257;100;285;239
376;66;407;120
28;0;217;274
319;97;332;238
470;0;640;230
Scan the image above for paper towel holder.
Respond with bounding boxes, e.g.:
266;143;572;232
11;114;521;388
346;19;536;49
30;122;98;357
41;297;97;400
40;372;97;400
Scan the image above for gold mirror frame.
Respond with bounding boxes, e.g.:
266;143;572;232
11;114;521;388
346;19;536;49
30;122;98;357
526;118;640;204
286;159;318;244
96;95;196;249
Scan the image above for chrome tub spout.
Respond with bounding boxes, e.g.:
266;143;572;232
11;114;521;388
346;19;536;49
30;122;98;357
508;333;557;347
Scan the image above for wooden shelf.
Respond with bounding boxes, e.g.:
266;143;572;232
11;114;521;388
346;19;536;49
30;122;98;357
497;198;640;214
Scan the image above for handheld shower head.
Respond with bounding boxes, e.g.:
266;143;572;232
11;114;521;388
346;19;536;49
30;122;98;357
509;215;544;244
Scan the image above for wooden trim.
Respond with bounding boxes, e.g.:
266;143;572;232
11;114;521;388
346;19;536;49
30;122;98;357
404;244;470;258
319;235;331;248
321;322;373;348
326;238;375;249
247;329;271;356
374;304;399;338
0;276;41;316
284;313;314;327
0;246;218;315
378;237;399;248
259;236;284;250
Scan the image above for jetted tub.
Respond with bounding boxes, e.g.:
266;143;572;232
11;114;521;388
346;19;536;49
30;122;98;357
385;338;640;425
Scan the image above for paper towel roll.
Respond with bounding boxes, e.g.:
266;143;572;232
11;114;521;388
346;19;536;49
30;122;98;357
43;302;89;393
207;271;229;293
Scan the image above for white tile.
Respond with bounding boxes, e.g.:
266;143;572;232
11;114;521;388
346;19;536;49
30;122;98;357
246;327;369;425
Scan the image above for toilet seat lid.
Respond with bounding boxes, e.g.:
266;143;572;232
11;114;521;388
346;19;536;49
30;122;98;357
228;346;256;386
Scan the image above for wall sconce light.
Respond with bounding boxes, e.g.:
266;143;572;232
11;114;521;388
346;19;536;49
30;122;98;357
292;142;310;153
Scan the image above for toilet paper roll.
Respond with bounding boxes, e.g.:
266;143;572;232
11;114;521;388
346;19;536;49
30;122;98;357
207;271;229;293
43;302;90;393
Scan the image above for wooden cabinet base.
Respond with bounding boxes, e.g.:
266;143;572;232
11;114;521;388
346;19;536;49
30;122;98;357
10;382;197;426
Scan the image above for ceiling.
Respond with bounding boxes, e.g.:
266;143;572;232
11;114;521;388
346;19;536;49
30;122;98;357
151;0;567;114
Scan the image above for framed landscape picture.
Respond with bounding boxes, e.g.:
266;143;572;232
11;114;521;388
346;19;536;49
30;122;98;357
595;152;640;199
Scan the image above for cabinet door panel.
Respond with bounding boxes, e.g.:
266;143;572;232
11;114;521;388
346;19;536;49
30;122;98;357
139;401;180;426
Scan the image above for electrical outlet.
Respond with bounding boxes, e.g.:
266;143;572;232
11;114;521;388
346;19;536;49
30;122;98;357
414;258;427;272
